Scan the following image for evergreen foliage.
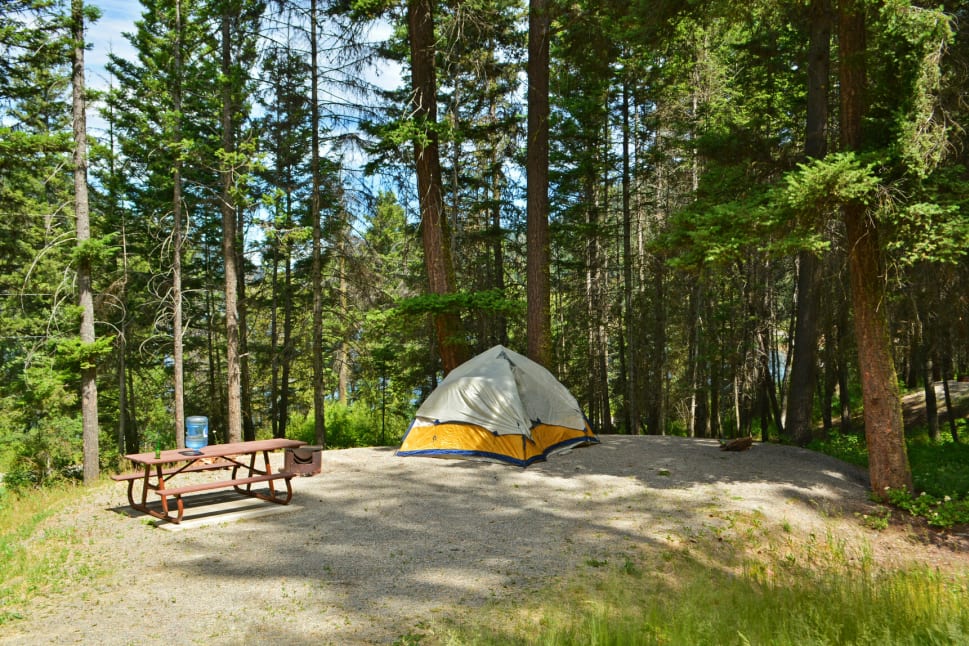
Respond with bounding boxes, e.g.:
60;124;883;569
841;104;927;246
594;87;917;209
0;0;967;508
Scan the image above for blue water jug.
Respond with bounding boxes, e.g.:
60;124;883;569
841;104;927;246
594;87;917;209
185;415;208;451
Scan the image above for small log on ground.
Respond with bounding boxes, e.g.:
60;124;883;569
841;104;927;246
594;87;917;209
720;436;753;451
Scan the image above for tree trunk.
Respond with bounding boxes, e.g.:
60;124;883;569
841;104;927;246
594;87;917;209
786;0;831;446
280;238;294;438
941;374;958;442
922;356;939;442
72;0;99;484
270;216;281;439
526;0;552;367
408;0;468;374
710;340;722;440
221;10;242;443
237;205;255;442
125;348;139;451
310;0;327;447
118;331;127;452
688;281;708;437
337;233;350;402
489;106;508;346
172;0;186;449
836;287;853;432
821;339;835;434
585;181;611;433
621;77;641;435
839;0;912;496
205;245;223;442
645;253;668;435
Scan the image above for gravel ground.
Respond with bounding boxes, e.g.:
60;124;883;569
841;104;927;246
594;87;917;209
2;435;966;645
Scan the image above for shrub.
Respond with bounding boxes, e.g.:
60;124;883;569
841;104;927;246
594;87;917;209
288;400;410;449
885;488;969;529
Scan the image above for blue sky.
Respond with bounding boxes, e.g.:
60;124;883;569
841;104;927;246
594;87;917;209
81;0;401;197
84;1;139;136
83;1;400;135
86;1;139;89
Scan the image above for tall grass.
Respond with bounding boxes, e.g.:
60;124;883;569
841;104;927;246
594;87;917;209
0;485;89;624
433;530;969;646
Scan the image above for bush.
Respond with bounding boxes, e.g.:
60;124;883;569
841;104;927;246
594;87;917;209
288;401;410;449
0;462;39;493
808;431;869;467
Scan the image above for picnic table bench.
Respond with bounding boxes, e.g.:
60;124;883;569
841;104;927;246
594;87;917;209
114;438;307;524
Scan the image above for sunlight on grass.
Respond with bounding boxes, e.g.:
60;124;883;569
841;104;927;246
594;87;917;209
432;527;969;646
0;485;89;624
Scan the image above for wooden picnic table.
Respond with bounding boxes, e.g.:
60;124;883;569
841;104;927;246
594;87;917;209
113;438;307;524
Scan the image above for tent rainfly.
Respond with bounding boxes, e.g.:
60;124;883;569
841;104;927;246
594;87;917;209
397;345;599;467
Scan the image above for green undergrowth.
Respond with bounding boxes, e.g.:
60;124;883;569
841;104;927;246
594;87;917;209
810;425;969;529
0;484;93;625
422;527;969;646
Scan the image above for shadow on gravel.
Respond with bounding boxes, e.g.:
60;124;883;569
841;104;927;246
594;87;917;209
152;435;873;642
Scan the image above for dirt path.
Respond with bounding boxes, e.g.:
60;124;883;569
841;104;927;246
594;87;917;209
2;436;966;645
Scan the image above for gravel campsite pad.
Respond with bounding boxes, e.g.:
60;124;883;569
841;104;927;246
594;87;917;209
3;435;967;645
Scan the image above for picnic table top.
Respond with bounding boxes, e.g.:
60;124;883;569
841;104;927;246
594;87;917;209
125;438;307;466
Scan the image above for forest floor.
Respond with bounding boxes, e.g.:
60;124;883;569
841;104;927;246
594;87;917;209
2;434;968;645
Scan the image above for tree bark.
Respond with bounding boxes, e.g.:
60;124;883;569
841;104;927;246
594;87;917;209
310;0;327;447
337;231;350;402
220;9;243;443
922;355;939;442
621;77;641;435
280;238;294;438
941;374;958;442
687;281;708;438
238;205;255;442
72;0;99;484
490;149;508;346
786;0;831;446
645;252;668;435
408;0;468;374
839;0;912;496
172;0;186;449
270;216;281;439
526;0;552;367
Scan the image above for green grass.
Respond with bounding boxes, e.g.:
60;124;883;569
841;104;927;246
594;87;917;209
420;427;969;646
4;429;968;644
426;530;969;646
908;432;969;496
807;432;869;467
810;424;969;528
0;484;91;624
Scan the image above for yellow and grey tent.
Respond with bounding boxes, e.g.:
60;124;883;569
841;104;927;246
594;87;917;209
397;345;599;467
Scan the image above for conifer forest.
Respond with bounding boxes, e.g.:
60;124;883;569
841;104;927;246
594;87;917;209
2;0;968;495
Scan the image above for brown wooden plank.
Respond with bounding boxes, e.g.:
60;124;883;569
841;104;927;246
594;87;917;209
153;472;292;497
110;461;232;481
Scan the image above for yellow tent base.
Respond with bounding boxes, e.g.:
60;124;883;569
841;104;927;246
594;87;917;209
397;421;598;467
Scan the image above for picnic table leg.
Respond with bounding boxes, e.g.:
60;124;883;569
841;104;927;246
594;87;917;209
126;465;180;524
261;450;278;497
156;463;170;518
122;465;152;515
152;465;183;524
230;451;293;504
139;465;152;508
